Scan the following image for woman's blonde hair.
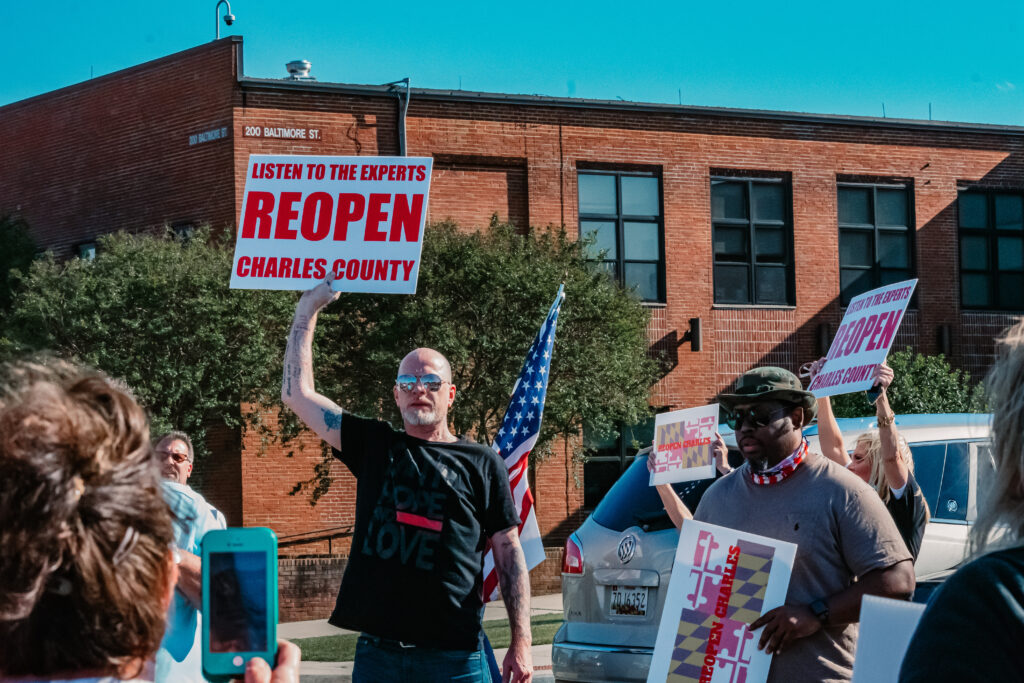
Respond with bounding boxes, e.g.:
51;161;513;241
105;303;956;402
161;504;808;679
971;320;1024;556
0;360;174;678
854;429;916;505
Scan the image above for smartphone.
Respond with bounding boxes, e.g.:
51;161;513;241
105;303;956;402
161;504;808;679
865;384;882;405
201;527;278;682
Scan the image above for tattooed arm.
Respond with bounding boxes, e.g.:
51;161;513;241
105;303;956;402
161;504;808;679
281;278;344;451
491;526;533;682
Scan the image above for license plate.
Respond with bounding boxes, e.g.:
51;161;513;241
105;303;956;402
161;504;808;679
609;585;648;616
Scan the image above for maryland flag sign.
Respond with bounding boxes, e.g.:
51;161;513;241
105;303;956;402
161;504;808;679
647;521;796;683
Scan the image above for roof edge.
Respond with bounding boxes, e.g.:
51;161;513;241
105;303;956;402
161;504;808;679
0;36;243;113
238;75;1024;137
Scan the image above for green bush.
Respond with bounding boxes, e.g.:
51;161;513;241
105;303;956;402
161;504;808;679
830;349;987;418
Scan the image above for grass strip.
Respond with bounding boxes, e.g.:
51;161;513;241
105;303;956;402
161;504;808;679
293;613;564;662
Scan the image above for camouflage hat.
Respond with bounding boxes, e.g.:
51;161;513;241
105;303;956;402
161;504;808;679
717;366;817;426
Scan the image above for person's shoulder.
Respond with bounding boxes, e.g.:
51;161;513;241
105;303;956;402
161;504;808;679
161;480;200;512
346;412;396;434
455;437;504;466
948;546;1024;587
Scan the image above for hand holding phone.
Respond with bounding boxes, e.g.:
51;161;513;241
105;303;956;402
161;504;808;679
202;527;279;682
241;639;301;683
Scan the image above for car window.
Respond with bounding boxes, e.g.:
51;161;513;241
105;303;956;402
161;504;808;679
909;443;946;513
976;442;997;510
590;454;723;533
935;442;970;521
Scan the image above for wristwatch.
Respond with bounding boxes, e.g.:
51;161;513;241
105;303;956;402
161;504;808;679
809;598;829;625
876;411;895;428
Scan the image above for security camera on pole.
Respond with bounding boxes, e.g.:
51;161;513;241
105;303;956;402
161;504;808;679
214;0;235;39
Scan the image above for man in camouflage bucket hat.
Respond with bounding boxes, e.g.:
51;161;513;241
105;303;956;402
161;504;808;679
689;366;915;682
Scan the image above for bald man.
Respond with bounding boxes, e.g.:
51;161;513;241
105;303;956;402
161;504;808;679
282;278;533;683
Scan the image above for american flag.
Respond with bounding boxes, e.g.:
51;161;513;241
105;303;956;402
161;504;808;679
481;285;565;601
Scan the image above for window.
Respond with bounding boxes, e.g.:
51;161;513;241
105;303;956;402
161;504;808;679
711;175;794;305
578;171;664;302
837;183;915;306
76;242;97;260
583;417;655;509
958;190;1024;310
909;441;971;522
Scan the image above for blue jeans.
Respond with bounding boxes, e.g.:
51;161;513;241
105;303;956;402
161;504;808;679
353;634;489;683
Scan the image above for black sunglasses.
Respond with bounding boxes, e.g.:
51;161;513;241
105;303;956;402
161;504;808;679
396;373;446;393
724;405;792;430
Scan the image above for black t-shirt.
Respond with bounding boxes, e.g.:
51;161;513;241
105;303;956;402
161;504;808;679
885;470;928;562
899;546;1024;682
328;414;520;650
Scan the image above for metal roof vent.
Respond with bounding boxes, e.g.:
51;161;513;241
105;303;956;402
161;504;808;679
285;60;315;81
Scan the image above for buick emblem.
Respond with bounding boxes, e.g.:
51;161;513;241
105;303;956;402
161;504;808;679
618;535;637;564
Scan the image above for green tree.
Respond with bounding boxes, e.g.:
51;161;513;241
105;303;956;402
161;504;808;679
829;349;987;418
0;228;296;461
0;214;36;313
2;220;658;503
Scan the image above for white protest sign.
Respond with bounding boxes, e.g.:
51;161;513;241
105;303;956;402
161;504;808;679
229;155;433;293
648;521;796;683
808;279;917;398
851;595;926;683
649;405;719;486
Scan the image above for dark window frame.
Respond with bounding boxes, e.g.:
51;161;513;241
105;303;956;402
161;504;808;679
837;181;917;307
711;174;795;306
958;189;1024;312
578;169;666;303
582;416;656;511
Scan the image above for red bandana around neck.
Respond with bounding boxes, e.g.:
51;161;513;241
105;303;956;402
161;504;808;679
750;439;808;486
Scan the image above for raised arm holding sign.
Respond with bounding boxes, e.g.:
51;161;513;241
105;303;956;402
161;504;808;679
808;279;917;398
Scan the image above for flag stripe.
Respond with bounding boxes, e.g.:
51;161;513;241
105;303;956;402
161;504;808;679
482;285;564;603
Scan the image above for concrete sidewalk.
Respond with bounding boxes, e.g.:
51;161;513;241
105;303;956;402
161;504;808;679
281;593;562;682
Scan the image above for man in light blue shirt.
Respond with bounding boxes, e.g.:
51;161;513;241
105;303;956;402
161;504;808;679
155;431;226;683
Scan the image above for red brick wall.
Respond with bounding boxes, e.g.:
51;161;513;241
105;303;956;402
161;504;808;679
430;157;529;229
279;556;346;622
0;38;240;255
240;407;357;555
192;422;243;526
532;437;585;545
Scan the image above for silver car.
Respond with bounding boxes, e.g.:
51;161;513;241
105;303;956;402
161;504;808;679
551;413;992;682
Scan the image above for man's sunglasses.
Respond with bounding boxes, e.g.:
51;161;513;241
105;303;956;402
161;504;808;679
396;373;446;392
157;449;190;464
724;405;790;430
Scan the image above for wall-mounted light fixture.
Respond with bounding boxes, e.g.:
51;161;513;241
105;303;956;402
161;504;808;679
680;318;702;352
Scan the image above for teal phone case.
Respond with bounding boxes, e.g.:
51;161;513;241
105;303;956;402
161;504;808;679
201;527;278;681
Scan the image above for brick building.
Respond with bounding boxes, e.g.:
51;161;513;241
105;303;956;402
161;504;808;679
3;37;1023;611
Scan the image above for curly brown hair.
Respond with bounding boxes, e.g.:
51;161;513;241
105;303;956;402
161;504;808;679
0;360;174;678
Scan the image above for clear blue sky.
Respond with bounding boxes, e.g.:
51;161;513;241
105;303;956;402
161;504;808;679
2;0;1022;125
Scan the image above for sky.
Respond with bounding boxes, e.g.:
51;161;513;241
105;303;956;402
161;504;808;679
2;0;1023;125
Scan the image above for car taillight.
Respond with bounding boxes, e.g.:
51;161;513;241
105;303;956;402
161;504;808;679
562;533;584;574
